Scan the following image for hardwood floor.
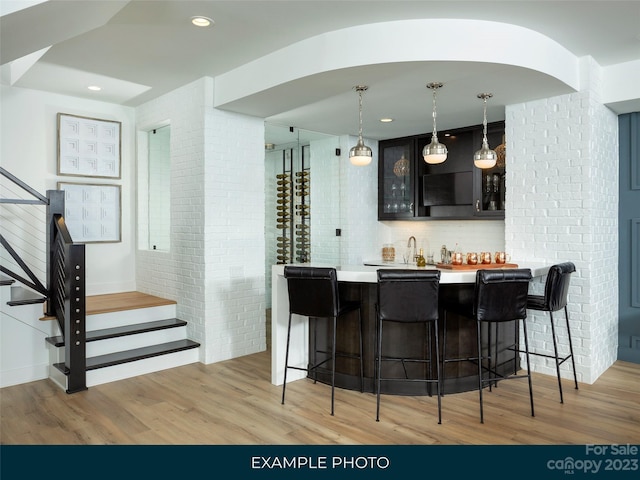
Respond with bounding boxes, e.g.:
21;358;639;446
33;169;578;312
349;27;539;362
1;350;639;445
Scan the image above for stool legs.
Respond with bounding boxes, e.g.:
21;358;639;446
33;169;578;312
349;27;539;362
564;306;579;391
477;318;534;424
549;310;564;403
281;313;293;405
282;310;363;416
375;317;383;422
522;318;535;419
549;308;579;403
376;319;441;423
330;315;336;416
476;320;485;423
434;321;442;424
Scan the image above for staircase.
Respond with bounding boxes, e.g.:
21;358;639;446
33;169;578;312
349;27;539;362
1;279;200;390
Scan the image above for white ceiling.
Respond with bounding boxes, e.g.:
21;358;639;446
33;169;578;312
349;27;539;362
2;1;639;146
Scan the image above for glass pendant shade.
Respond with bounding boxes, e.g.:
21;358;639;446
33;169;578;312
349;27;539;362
349;85;372;166
474;93;497;169
423;82;447;164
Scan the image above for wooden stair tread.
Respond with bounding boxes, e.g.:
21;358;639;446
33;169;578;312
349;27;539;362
53;339;200;373
0;275;16;286
45;318;188;347
85;291;176;315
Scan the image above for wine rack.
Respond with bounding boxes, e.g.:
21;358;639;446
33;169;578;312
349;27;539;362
294;170;310;263
275;172;291;264
274;146;310;264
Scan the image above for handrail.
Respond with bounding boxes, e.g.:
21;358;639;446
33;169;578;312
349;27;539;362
0;167;48;205
0;234;48;296
50;213;86;392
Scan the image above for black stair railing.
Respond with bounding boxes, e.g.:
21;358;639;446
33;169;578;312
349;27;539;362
49;208;87;393
1;167;86;393
0;167;48;295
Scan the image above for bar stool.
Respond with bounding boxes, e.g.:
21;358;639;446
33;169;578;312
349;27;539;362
525;262;578;403
281;266;363;416
443;269;533;423
376;269;442;423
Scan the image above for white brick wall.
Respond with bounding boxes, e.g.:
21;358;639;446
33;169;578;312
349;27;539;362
311;137;342;264
203;100;266;363
506;57;619;383
136;77;266;364
339;136;380;265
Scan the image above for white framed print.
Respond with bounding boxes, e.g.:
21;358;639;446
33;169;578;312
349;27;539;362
57;182;121;243
57;113;121;178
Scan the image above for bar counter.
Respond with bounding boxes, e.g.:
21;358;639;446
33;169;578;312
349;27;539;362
271;262;551;394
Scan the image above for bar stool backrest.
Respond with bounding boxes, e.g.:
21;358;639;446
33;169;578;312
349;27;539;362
284;266;339;318
377;270;441;322
474;269;532;322
544;262;576;312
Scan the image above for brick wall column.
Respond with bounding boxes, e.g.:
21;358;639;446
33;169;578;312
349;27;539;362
136;77;266;364
505;57;619;383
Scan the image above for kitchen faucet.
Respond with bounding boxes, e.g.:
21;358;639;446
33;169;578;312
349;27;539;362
406;236;417;264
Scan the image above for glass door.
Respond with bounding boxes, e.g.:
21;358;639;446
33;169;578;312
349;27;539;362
378;138;415;220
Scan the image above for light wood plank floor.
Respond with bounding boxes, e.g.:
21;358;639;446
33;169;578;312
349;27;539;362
1;350;639;445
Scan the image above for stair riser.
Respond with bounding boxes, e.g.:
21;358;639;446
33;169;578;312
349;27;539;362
85;304;176;330
86;348;200;387
47;347;200;389
48;327;189;359
1;302;56;335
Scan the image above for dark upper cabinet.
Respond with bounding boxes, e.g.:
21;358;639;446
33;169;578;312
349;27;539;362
472;121;506;218
378;121;505;220
378;137;418;220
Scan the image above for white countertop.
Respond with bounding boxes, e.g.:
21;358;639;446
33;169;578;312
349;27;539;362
272;262;551;284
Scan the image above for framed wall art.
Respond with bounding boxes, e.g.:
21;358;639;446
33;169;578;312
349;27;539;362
57;182;121;243
57;113;122;179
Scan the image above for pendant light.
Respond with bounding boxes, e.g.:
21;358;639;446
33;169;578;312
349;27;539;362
422;82;447;164
349;85;373;166
473;93;498;169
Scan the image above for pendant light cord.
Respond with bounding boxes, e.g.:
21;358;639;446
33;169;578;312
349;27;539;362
432;88;438;137
358;88;364;142
481;94;490;147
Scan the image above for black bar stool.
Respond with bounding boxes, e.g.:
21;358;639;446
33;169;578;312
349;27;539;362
443;269;533;423
375;269;442;423
281;266;363;416
525;262;578;403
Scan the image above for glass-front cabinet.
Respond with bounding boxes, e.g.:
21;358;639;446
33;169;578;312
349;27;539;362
378;121;505;221
378;138;419;220
472;122;505;217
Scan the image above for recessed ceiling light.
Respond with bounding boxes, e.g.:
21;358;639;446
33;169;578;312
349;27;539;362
191;16;213;27
87;85;101;91
380;118;394;123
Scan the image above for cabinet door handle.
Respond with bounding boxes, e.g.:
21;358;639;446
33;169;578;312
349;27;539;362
475;199;480;212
